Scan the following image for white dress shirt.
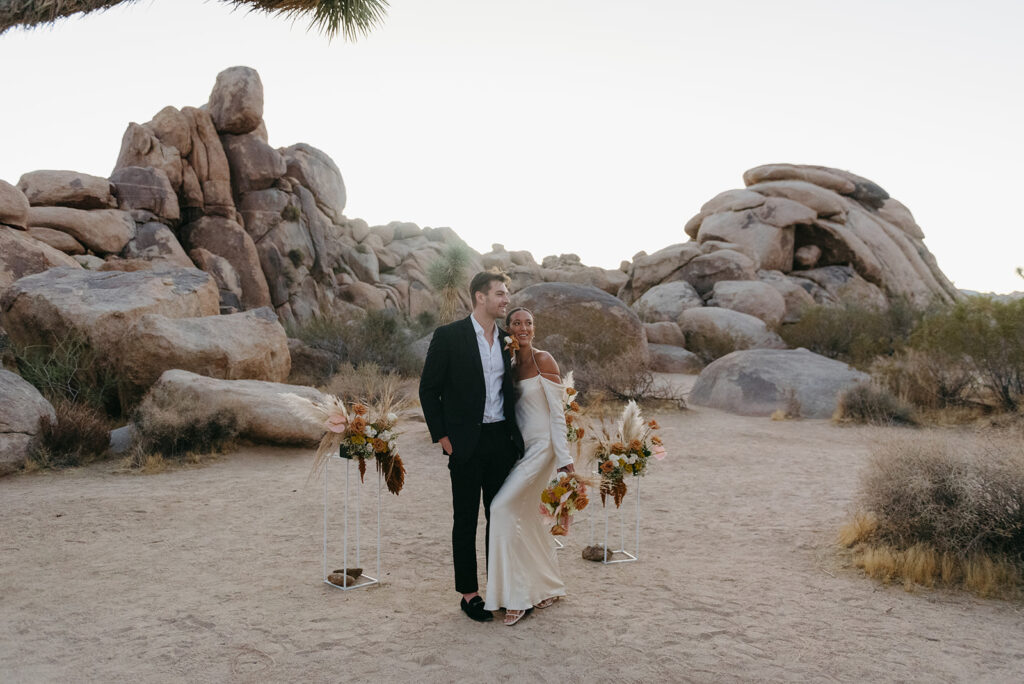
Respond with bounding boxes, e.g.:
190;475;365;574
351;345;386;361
471;315;505;423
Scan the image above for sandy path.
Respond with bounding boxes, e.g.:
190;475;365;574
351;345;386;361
2;395;1023;683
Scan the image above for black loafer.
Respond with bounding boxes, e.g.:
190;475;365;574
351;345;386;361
460;596;493;622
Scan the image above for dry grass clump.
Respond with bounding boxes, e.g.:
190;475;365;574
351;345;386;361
26;398;112;469
684;328;744;366
574;354;686;406
125;397;240;470
839;436;1024;597
11;334;120;415
871;349;975;410
834;383;917;426
322;362;418;408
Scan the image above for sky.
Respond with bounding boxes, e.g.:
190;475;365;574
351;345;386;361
1;0;1022;293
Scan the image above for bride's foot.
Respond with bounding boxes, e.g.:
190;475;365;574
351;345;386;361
534;596;559;609
503;608;532;626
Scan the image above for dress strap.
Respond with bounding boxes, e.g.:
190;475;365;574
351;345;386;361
532;350;542;376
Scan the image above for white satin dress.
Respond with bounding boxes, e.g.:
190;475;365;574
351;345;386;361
484;374;575;611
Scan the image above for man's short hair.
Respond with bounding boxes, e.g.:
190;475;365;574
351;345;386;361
469;270;510;305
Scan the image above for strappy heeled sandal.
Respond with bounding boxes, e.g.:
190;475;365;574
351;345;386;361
503;607;532;625
533;596;559;609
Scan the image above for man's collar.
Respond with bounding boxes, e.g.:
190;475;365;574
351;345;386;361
470;312;496;337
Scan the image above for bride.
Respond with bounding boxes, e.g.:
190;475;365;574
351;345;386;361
484;306;575;625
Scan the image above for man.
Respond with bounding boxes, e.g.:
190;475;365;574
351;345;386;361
419;271;525;622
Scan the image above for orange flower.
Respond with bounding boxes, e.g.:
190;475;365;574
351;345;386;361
610;442;625;455
648;419;660;430
352;403;368;416
628;439;642;452
569;401;580;412
575;494;589;511
565;414;574;425
351;416;368;433
372;438;388;453
651;435;663;446
600;460;615;474
576;427;585;439
566;387;576;396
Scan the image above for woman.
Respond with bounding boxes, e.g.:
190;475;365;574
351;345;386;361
484;307;575;625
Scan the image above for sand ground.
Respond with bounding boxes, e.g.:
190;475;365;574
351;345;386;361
3;381;1024;683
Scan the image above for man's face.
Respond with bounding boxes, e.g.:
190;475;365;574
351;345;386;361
476;281;510;319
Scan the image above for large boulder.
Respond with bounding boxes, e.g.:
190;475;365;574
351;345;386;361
207;66;264;135
690;348;869;418
789;265;889;309
140;369;327;445
707;280;787;327
696;198;814;271
0;370;56;475
180;216;272;309
220;131;287;195
632;280;704;323
109;166;180;222
281;143;346;222
757;270;817;324
620;243;701;302
676;249;758;296
0;226;81;291
0;180;30;229
26;226;85;255
122;222;193;268
643;321;686;347
0;267;219;354
26;207;134;254
117;307;290;405
189;247;244;312
509;282;648;365
16;170;116;210
678;307;786;355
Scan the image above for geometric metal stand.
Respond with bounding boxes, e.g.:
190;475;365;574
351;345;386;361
322;453;381;590
589;478;640;564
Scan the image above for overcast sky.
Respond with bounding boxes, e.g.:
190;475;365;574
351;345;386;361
1;0;1021;292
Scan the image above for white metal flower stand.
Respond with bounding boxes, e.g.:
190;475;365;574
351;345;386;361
322;453;381;590
589;477;640;564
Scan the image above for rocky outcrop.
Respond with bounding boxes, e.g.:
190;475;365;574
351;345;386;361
0;179;30;229
0;226;81;291
689;348;869;418
140;369;327;445
678;308;786;356
26;207;134;254
632;280;703;323
17;170;116;210
648;344;703;374
707;280;787;327
117;307;290;405
0;369;56;475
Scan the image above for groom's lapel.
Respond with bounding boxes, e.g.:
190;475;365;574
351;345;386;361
461;316;485;390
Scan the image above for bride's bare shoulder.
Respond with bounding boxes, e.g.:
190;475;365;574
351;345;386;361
534;350;561;382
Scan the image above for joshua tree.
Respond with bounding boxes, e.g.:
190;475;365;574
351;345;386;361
0;0;388;40
427;242;473;324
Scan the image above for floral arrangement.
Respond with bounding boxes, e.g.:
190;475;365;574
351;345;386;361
539;472;591;536
503;335;520;365
562;371;585;445
591;400;666;507
283;392;406;495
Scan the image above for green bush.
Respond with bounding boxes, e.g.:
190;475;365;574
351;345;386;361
11;334;120;415
684;328;744;366
834;383;917;426
28;398;112;469
779;298;924;369
910;297;1024;411
344;309;421;375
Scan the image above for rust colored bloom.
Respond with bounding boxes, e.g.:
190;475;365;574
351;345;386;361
372;437;388;453
648;419;660;429
600;460;615;474
652;435;663;446
576;427;585;439
566;387;576;396
569;401;580;412
565;414;574;425
351;416;368;433
610;442;625;455
575;494;589;511
352;403;368;416
628;439;642;452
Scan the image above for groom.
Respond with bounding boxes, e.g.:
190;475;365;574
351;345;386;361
419;270;525;622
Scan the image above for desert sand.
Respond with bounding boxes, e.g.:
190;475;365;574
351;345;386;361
2;382;1023;683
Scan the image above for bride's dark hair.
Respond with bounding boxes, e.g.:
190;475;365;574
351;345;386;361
504;307;533;329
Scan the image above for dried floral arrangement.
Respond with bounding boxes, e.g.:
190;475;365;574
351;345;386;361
283;386;407;495
589;400;667;507
539;472;592;535
562;371;585;447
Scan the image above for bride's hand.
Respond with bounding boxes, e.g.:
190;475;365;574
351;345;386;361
557;464;574;475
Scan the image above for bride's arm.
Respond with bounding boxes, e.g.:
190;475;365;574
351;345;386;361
536;352;575;471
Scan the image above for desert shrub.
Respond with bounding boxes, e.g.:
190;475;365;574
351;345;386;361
834;383;917;426
323;362;418;407
11;334;120;414
911;297;1024;411
287;309;421;376
779;298;923;369
27;398;112;469
285;315;348;359
573;353;686;406
839;436;1024;596
131;397;240;464
684;328;745;365
871;349;975;410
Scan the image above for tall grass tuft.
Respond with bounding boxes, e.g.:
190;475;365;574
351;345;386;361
834;383;917;426
27;398;112;469
11;334;119;414
127;396;241;468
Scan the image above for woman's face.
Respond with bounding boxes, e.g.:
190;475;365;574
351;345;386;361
508;310;535;347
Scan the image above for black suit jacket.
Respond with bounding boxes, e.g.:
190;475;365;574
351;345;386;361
418;316;525;464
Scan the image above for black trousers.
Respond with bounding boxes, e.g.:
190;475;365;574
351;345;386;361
449;422;518;594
